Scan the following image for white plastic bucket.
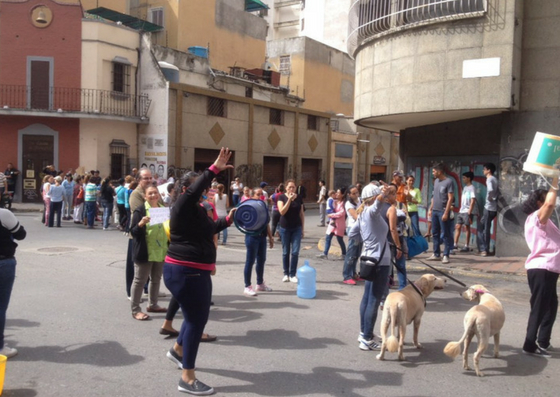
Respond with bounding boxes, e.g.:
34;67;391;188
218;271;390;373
523;132;560;177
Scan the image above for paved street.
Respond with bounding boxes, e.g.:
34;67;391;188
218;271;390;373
2;209;559;397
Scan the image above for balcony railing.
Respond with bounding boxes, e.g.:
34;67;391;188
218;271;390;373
0;85;151;119
348;0;486;57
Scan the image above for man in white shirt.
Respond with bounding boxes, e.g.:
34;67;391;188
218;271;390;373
454;171;477;252
317;180;327;226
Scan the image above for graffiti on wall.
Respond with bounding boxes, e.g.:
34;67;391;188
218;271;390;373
409;152;558;254
498;151;558;236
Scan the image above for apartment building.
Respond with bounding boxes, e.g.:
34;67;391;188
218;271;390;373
350;0;558;256
0;0;150;202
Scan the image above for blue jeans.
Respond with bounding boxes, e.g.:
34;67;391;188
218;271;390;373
0;257;16;349
102;201;113;229
323;233;346;256
48;201;62;227
279;226;302;277
244;235;267;287
392;242;407;290
343;231;362;280
85;201;96;227
431;210;453;257
163;263;212;370
359;265;390;340
218;227;228;244
409;211;421;237
477;209;497;253
232;194;240;207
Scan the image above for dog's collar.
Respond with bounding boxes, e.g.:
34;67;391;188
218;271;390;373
412;282;426;308
474;289;487;294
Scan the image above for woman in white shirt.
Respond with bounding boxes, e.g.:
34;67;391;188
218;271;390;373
213;183;229;245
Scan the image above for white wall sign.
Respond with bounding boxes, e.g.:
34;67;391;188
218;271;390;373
462;57;501;79
139;134;168;181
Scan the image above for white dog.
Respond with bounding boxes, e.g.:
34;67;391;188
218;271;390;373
377;274;446;361
444;285;505;377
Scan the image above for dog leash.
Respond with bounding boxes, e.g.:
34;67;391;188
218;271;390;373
391;243;467;287
389;244;427;306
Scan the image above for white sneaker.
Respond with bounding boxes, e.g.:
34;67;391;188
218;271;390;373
244;286;257;296
426;254;440;261
442;255;450;264
316;253;327;259
359;339;380;351
282;275;289;282
255;283;272;292
0;345;18;358
289;276;298;283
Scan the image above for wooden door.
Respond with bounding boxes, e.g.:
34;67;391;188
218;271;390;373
22;134;54;203
30;60;51;110
263;156;286;195
301;158;319;203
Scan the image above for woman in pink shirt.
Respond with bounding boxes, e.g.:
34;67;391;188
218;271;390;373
317;187;347;260
521;176;560;357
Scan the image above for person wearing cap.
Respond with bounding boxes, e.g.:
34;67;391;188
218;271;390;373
47;176;65;227
62;173;75;220
260;182;270;206
427;163;455;264
349;182;392;351
392;170;407;206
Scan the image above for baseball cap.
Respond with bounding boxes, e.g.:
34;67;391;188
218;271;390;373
260;182;268;188
361;183;382;200
392;170;404;178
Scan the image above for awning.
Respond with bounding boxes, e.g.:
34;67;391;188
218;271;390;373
245;0;269;12
86;7;163;32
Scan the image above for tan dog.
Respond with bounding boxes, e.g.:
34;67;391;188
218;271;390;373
443;285;505;377
377;274;446;361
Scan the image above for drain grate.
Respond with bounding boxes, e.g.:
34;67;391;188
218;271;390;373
37;247;80;253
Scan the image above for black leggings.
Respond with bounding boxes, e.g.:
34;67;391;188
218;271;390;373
166;296;181;321
523;268;559;351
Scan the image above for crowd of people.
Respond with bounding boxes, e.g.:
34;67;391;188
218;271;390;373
3;156;560;395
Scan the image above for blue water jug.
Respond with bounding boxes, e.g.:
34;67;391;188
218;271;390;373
297;260;316;299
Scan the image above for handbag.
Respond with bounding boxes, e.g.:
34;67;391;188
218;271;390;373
359;242;387;281
406;234;428;258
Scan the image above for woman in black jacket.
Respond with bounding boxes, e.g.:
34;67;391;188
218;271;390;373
164;148;235;395
100;177;115;230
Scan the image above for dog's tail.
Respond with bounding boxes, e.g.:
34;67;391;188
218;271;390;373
444;316;476;358
386;303;402;353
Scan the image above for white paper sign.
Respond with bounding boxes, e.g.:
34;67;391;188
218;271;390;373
462;57;501;78
148;207;170;225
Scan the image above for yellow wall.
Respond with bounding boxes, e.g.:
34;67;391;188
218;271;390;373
177;0;266;72
303;59;354;116
82;20;138;92
79;119;137;177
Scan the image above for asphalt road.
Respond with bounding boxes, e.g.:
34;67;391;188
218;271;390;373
2;210;559;397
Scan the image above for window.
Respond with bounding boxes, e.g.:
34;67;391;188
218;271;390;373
112;62;130;94
148;7;164;27
245;87;253;98
110;139;130;179
279;55;291;75
335;144;353;158
301;18;305;31
270;108;284;126
307;115;318;130
207;97;227;117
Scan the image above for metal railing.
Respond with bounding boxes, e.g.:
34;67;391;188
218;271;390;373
0;85;151;119
348;0;486;57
